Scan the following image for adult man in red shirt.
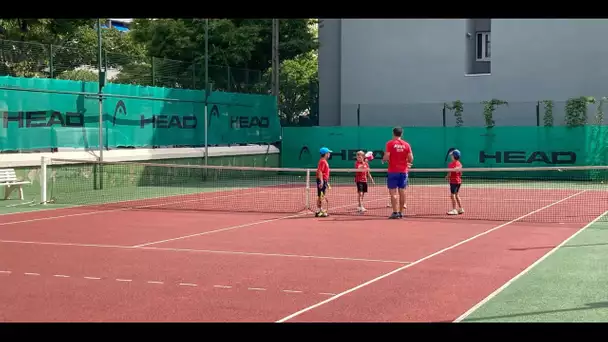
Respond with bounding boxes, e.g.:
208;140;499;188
382;127;413;219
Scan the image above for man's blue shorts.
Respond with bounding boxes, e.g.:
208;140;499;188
387;172;408;190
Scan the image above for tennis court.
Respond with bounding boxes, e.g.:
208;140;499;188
0;159;606;322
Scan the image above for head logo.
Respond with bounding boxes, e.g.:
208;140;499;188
479;150;577;164
298;146;312;162
208;105;220;128
113;100;127;126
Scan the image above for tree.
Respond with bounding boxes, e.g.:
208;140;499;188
274;51;318;125
233;19;318;71
0;19;95;44
0;19;146;79
127;19;318;91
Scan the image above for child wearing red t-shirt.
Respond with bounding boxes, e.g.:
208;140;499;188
315;147;332;217
355;151;375;213
445;149;464;215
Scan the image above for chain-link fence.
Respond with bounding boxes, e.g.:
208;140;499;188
0;39;270;94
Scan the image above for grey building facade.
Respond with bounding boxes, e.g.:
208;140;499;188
318;19;608;127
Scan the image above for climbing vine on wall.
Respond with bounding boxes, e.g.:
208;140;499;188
481;99;508;128
445;100;464;127
595;97;606;125
541;100;554;127
565;96;594;127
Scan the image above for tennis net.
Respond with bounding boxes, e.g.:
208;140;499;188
40;158;608;224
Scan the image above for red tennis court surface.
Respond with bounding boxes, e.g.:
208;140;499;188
0;189;606;322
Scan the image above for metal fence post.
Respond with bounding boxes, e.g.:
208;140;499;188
192;62;196;89
227;66;231;92
151;57;156;86
49;44;54;78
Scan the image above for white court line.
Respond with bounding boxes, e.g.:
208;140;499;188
0;270;11;274
139;247;410;264
116;279;132;282
275;190;588;323
0;239;407;264
84;276;101;280
453;209;608;323
179;283;198;287
0;184;300;226
248;287;266;291
53;274;70;278
132;196;387;248
283;290;303;294
148;281;164;285
24;272;40;276
213;285;232;289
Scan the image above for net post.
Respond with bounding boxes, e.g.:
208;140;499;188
40;156;48;205
305;169;310;210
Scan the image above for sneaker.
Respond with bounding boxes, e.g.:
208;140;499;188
315;211;321;217
447;209;459;215
398;212;404;219
359;206;367;212
388;212;400;219
320;211;329;217
458;208;465;214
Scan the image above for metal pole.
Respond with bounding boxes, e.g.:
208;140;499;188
271;19;279;99
97;19;104;190
204;19;209;170
97;19;103;163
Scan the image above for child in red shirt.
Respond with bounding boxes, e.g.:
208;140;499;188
445;149;464;215
355;151;375;213
315;147;332;217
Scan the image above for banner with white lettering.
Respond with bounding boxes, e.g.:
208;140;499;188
0;76;280;151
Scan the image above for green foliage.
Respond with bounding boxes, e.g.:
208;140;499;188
444;101;464;127
57;68;98;82
481;99;508;128
541;100;554;127
565;96;594;127
270;51;318;125
127;19;317;91
595;97;606;125
0;19;95;44
0;22;146;80
55;26;146;76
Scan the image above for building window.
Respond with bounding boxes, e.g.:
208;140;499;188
476;32;490;61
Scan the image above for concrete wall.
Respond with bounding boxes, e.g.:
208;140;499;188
319;19;608;127
318;19;342;126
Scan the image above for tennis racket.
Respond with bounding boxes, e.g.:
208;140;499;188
315;181;330;216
